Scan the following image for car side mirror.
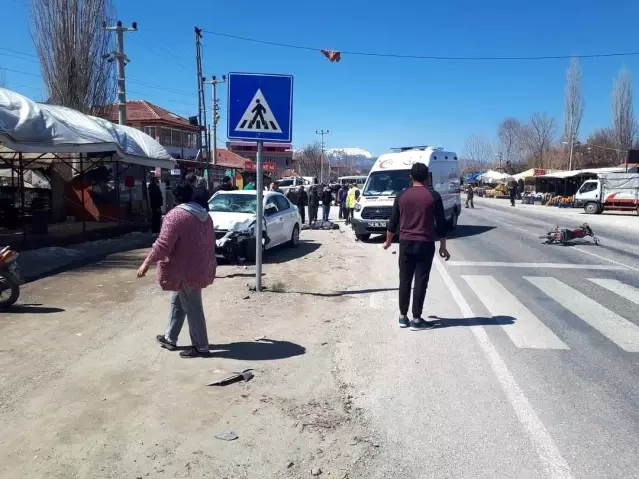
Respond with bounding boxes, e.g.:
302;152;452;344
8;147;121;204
265;204;278;216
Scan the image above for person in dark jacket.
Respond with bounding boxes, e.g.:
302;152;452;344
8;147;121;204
213;176;233;194
383;162;451;330
321;185;333;221
296;185;308;224
308;181;320;224
149;175;163;234
508;181;516;207
465;183;474;209
191;177;211;210
286;186;298;206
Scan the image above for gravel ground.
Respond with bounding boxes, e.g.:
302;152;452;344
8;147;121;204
0;226;381;478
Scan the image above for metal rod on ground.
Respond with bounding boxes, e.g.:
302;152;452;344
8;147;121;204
255;141;264;292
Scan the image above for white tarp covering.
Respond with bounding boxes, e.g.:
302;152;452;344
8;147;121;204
0;87;175;169
480;170;511;183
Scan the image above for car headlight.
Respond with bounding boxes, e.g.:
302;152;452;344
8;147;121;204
354;203;362;212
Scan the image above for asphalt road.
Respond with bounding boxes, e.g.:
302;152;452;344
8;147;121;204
341;198;639;478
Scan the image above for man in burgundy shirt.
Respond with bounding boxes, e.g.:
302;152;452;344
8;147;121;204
383;162;451;330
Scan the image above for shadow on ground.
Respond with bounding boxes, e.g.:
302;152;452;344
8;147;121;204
264;240;321;264
176;339;305;361
427;315;515;328
447;224;496;239
1;303;65;314
288;287;397;298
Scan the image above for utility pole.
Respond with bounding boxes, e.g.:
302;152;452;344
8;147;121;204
194;27;209;175
103;20;137;125
205;75;227;166
316;129;329;183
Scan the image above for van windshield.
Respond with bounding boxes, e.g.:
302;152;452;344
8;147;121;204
363;171;411;196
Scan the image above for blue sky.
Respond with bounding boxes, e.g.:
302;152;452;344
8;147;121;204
2;0;639;156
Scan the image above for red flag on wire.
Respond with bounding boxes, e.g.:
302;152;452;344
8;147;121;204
321;49;341;63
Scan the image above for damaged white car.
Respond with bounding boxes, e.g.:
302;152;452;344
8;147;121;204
208;190;302;262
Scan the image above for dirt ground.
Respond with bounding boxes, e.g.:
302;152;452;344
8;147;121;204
0;226;382;478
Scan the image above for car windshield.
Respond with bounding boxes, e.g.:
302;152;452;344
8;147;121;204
363;171;411;196
209;194;257;213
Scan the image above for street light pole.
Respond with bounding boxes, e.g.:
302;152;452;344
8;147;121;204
316;129;329;183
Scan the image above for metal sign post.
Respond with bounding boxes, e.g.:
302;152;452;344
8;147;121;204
255;140;264;291
226;72;293;292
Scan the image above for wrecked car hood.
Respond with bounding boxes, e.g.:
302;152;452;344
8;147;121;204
209;212;256;232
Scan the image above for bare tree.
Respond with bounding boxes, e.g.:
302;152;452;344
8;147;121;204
293;143;324;180
611;67;637;163
522;113;557;168
463;134;493;170
580;128;619;168
498;118;522;169
563;58;585;169
30;0;116;112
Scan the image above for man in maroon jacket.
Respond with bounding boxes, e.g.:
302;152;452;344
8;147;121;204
383;162;451;330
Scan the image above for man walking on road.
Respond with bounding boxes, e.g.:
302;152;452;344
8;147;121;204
465;183;474;209
383;163;451;330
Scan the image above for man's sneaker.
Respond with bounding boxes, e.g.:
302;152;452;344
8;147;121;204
156;335;177;351
398;316;409;328
409;318;435;331
179;347;211;359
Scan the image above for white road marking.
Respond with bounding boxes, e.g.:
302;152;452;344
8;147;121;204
462;275;569;350
587;278;639;307
525;276;639;352
447;261;625;270
571;246;639;273
434;260;573;479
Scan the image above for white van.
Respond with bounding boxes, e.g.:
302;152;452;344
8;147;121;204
351;146;461;241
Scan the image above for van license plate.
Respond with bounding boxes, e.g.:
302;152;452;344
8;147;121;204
370;222;386;228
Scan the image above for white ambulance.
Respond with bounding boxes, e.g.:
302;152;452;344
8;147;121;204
351;146;461;241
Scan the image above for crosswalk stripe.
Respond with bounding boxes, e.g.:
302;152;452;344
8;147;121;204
525;277;639;352
462;275;569;350
587;278;639;306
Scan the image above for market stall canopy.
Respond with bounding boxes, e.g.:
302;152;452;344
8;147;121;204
512;168;551;180
539;167;624;179
0;87;175;169
480;170;511;183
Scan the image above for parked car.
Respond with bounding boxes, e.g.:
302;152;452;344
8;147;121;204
208;190;302;261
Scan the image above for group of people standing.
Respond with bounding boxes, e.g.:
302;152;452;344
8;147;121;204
284;181;334;224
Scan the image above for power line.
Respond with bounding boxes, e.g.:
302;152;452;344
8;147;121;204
203;29;639;62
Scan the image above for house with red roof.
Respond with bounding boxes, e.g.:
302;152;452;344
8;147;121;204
101;100;201;160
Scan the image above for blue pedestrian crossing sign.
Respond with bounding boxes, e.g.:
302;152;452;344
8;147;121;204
227;73;294;143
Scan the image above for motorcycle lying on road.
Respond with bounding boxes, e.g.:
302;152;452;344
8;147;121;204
539;223;599;246
0;246;23;309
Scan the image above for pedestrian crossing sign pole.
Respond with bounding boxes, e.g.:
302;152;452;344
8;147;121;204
227;73;294;291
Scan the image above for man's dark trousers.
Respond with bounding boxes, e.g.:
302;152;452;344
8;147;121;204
309;204;318;223
398;240;436;318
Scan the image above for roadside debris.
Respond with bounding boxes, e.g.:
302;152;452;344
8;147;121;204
254;335;266;341
311;467;323;476
214;432;238;441
208;369;254;386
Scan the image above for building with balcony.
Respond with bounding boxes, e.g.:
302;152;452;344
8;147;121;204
226;141;293;178
102;100;200;160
